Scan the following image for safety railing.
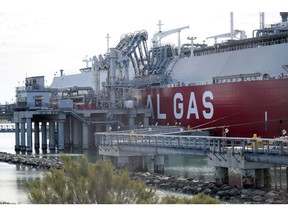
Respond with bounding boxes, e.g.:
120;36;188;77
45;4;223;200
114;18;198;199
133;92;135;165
95;132;288;158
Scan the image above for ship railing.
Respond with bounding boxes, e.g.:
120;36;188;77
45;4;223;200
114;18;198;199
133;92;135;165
194;32;288;57
112;126;182;135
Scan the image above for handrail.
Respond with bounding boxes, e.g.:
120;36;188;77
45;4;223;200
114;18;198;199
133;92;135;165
94;132;288;165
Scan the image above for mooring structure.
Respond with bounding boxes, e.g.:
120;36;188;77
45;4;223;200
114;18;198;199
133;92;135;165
95;128;288;190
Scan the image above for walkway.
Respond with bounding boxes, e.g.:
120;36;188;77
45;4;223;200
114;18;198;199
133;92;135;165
94;129;288;166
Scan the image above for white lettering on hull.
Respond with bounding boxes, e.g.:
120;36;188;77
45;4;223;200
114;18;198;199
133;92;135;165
174;93;184;119
146;95;154;119
157;94;166;119
147;91;214;120
202;91;214;119
186;92;199;119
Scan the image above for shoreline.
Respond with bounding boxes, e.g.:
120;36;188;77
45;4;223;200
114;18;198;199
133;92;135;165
131;171;288;204
0;151;63;169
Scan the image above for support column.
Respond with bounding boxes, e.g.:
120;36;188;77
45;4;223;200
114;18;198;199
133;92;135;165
64;120;71;148
41;121;47;150
82;123;89;150
49;121;55;150
26;117;32;152
154;155;164;174
118;156;129;169
143;115;149;127
94;124;102;149
215;167;229;185
241;169;256;189
274;165;277;190
58;120;65;151
73;119;80;148
15;123;20;151
20;120;26;151
103;155;111;162
129;115;135;129
34;121;40;149
263;168;271;188
129;156;148;172
254;169;266;188
253;169;271;188
286;167;288;193
279;166;282;190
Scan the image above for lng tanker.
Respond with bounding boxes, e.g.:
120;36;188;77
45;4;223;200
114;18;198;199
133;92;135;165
51;12;288;138
138;12;288;138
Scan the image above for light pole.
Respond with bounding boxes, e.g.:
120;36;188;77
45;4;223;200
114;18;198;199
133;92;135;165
187;36;197;57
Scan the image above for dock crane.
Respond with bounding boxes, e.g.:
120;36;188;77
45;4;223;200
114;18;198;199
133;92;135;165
152;25;189;56
206;29;246;43
206;12;246;43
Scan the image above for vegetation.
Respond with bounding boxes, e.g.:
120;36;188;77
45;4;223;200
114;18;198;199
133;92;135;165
25;155;220;204
160;193;220;204
25;155;158;204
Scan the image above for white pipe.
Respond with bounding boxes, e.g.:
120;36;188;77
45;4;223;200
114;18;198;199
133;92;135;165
260;12;265;30
178;32;181;57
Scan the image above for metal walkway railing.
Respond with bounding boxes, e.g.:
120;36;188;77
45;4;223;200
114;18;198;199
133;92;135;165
94;131;288;165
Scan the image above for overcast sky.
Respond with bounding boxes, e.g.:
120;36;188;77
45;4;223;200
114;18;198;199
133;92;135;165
0;0;286;104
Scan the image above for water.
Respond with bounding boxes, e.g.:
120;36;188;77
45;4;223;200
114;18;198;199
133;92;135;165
0;133;43;203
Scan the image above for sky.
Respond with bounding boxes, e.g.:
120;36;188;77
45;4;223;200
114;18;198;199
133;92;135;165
0;0;286;104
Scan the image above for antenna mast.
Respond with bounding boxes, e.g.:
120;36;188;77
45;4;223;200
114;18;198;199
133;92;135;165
157;20;163;46
106;33;111;53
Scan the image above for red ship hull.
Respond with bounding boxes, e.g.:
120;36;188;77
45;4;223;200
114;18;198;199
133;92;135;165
136;78;288;138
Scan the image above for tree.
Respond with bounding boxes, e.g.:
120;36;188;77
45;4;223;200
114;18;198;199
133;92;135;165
25;155;220;204
25;155;158;204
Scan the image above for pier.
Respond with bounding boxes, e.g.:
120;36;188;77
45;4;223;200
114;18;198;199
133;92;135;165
12;107;150;152
95;128;288;190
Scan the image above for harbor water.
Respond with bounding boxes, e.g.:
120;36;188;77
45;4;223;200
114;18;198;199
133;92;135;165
0;131;286;204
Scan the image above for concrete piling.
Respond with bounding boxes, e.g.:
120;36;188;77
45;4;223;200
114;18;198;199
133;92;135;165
41;121;47;150
49;121;55;150
20;120;26;151
26;117;32;152
154;155;164;174
14;123;20;151
215;167;229;185
34;121;40;149
58;120;65;151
